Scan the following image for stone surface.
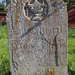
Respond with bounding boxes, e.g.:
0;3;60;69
6;0;68;75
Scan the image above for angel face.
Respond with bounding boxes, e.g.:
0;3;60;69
23;0;49;21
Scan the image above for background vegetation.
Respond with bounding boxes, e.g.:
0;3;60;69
64;0;75;10
0;25;10;75
68;27;75;75
0;0;11;12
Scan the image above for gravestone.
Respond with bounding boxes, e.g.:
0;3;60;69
6;0;68;75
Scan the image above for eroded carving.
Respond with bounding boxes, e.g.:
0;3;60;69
23;0;49;21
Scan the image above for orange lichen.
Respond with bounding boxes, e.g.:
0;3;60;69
26;17;31;21
50;44;52;47
53;46;55;48
64;64;66;65
31;72;35;74
29;65;31;67
47;72;49;74
49;67;51;71
66;24;68;26
28;25;31;29
65;57;68;63
49;67;55;75
66;46;68;53
27;68;30;71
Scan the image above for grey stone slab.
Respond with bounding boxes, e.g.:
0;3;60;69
6;0;68;75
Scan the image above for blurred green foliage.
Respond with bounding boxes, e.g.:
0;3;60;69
64;0;75;10
0;25;11;75
0;0;11;12
0;4;6;12
6;0;11;6
68;27;75;75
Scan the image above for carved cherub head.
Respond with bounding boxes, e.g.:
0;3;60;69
23;0;49;21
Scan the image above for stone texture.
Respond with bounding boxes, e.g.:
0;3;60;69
6;0;68;75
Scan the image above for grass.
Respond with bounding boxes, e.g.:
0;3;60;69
0;25;75;75
0;25;10;75
68;27;75;75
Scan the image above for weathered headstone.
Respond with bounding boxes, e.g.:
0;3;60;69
7;0;68;75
